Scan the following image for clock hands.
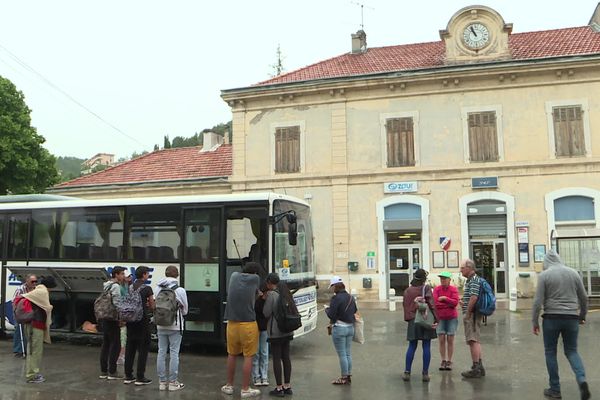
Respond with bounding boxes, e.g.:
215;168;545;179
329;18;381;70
470;26;477;37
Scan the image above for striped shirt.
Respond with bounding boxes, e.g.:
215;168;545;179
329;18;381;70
13;284;28;301
461;274;481;314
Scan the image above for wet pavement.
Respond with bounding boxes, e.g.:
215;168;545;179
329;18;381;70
0;308;598;400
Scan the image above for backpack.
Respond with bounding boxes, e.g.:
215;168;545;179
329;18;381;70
94;283;119;321
154;284;180;327
274;291;302;334
476;277;496;316
114;285;144;323
14;296;35;324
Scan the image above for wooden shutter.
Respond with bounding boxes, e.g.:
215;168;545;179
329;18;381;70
468;112;498;162
553;106;585;157
386;118;415;167
275;126;300;173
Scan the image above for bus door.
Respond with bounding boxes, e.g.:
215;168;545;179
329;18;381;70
182;207;224;343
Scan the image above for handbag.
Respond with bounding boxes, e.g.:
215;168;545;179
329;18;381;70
414;285;435;330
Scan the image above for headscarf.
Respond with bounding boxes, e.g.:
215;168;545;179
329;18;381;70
23;284;53;343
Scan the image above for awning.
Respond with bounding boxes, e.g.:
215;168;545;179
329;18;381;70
6;266;109;293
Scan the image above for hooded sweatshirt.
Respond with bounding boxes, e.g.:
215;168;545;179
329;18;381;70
532;249;588;328
155;277;188;331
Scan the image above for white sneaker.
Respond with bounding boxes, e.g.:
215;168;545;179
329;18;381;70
221;384;234;395
159;382;167;391
261;379;270;386
241;388;261;398
169;381;185;391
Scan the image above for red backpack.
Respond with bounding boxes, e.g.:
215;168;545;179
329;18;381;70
14;296;35;324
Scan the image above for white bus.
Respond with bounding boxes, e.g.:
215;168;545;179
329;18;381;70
0;193;317;344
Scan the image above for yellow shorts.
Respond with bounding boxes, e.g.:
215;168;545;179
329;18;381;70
226;321;259;357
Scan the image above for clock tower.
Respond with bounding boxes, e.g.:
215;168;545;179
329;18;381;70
440;6;513;64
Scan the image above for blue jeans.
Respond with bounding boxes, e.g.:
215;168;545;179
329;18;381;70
157;330;183;382
542;318;587;392
13;323;27;354
252;330;269;381
332;324;354;376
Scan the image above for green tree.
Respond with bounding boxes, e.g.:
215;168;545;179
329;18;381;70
0;76;59;194
163;135;171;149
56;156;85;182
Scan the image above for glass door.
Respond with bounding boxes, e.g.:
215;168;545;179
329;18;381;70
388;244;421;297
470;240;507;297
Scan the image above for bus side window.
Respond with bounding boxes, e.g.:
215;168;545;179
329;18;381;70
7;215;29;260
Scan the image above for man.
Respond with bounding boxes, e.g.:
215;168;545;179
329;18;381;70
532;249;590;400
12;274;37;357
155;265;188;391
459;259;485;378
99;266;126;380
221;262;261;398
124;266;154;386
21;276;56;383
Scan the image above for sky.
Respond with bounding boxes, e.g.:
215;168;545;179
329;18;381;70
1;1;598;160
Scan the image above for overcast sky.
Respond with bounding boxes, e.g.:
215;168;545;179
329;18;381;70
1;0;598;159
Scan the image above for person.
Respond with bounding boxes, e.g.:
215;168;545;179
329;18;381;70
21;275;56;383
124;266;155;386
99;266;126;380
12;274;37;357
155;265;188;392
221;262;261;398
252;282;269;387
263;273;294;397
459;259;485;378
433;271;460;371
402;268;438;382
532;249;591;400
325;275;357;385
117;268;132;366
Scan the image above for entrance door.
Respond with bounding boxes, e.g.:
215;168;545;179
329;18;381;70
388;244;421;297
470;240;507;297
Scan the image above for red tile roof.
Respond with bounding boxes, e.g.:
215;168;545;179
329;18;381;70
257;26;600;86
55;145;232;188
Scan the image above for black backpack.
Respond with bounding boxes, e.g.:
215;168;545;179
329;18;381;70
275;291;302;333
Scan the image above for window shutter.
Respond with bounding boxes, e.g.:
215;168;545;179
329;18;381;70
275;126;300;173
553;106;585;157
386;117;415;167
468;111;498;162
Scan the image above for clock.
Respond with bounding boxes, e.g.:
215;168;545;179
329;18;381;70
462;23;490;49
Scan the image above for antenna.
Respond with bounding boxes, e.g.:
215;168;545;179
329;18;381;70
350;1;374;30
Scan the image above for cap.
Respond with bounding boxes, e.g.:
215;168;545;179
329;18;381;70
123;269;132;278
329;276;343;287
438;271;452;279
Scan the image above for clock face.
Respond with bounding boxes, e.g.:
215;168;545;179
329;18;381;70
462;23;490;49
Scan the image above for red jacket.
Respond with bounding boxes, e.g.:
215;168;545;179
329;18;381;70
433;284;460;320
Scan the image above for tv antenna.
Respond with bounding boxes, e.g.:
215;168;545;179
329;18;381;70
350;1;374;30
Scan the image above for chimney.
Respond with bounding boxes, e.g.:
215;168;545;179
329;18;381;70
200;131;224;152
590;2;600;31
351;30;367;54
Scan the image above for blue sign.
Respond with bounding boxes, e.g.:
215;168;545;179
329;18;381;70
472;176;498;189
384;181;418;194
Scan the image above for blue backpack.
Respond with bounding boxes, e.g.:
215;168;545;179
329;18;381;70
476;278;496;316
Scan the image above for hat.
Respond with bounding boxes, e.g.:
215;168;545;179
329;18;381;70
438;271;452;279
413;269;428;280
123;269;132;278
329;276;343;287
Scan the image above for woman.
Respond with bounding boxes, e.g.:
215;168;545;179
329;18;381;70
325;276;357;385
433;271;459;371
402;268;438;382
263;273;294;397
252;282;269;387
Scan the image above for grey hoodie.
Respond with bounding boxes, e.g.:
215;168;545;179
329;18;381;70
155;277;188;331
532;249;588;327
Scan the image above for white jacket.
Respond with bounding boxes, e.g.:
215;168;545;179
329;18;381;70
155;277;188;331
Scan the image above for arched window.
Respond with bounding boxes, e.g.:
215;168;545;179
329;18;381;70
554;196;595;223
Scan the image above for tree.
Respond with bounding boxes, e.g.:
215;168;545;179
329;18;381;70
0;76;59;194
163;135;171;149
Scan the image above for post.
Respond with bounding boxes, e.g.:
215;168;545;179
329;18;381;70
388;288;396;311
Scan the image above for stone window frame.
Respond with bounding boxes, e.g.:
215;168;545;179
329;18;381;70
270;121;306;175
545;99;592;159
380;111;420;168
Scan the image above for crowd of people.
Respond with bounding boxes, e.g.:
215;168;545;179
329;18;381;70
8;249;592;400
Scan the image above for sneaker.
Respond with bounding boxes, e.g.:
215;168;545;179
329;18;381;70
241;388;261;398
461;364;483;379
543;388;562;399
269;387;285;397
283;387;293;395
221;384;234;395
479;361;486;376
402;371;411;381
422;373;430;382
169;381;185;391
159;381;168;391
123;376;136;384
261;379;270;386
26;374;45;384
99;373;108;379
580;382;591;400
135;378;152;386
108;373;124;380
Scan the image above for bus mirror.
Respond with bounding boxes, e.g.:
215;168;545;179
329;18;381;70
288;222;297;246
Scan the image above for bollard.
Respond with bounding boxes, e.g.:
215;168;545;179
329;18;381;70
388;288;396;312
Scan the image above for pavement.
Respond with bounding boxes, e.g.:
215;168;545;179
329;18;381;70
0;308;597;400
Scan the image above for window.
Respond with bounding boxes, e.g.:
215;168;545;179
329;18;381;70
553;106;585;157
127;206;180;261
468;111;498;162
31;210;58;259
554;196;595;223
386;118;415;167
7;214;29;260
274;126;300;173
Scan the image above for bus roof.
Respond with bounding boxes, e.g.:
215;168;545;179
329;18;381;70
0;194;78;203
0;192;309;211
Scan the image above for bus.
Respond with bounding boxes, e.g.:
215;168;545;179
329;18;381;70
0;193;317;344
